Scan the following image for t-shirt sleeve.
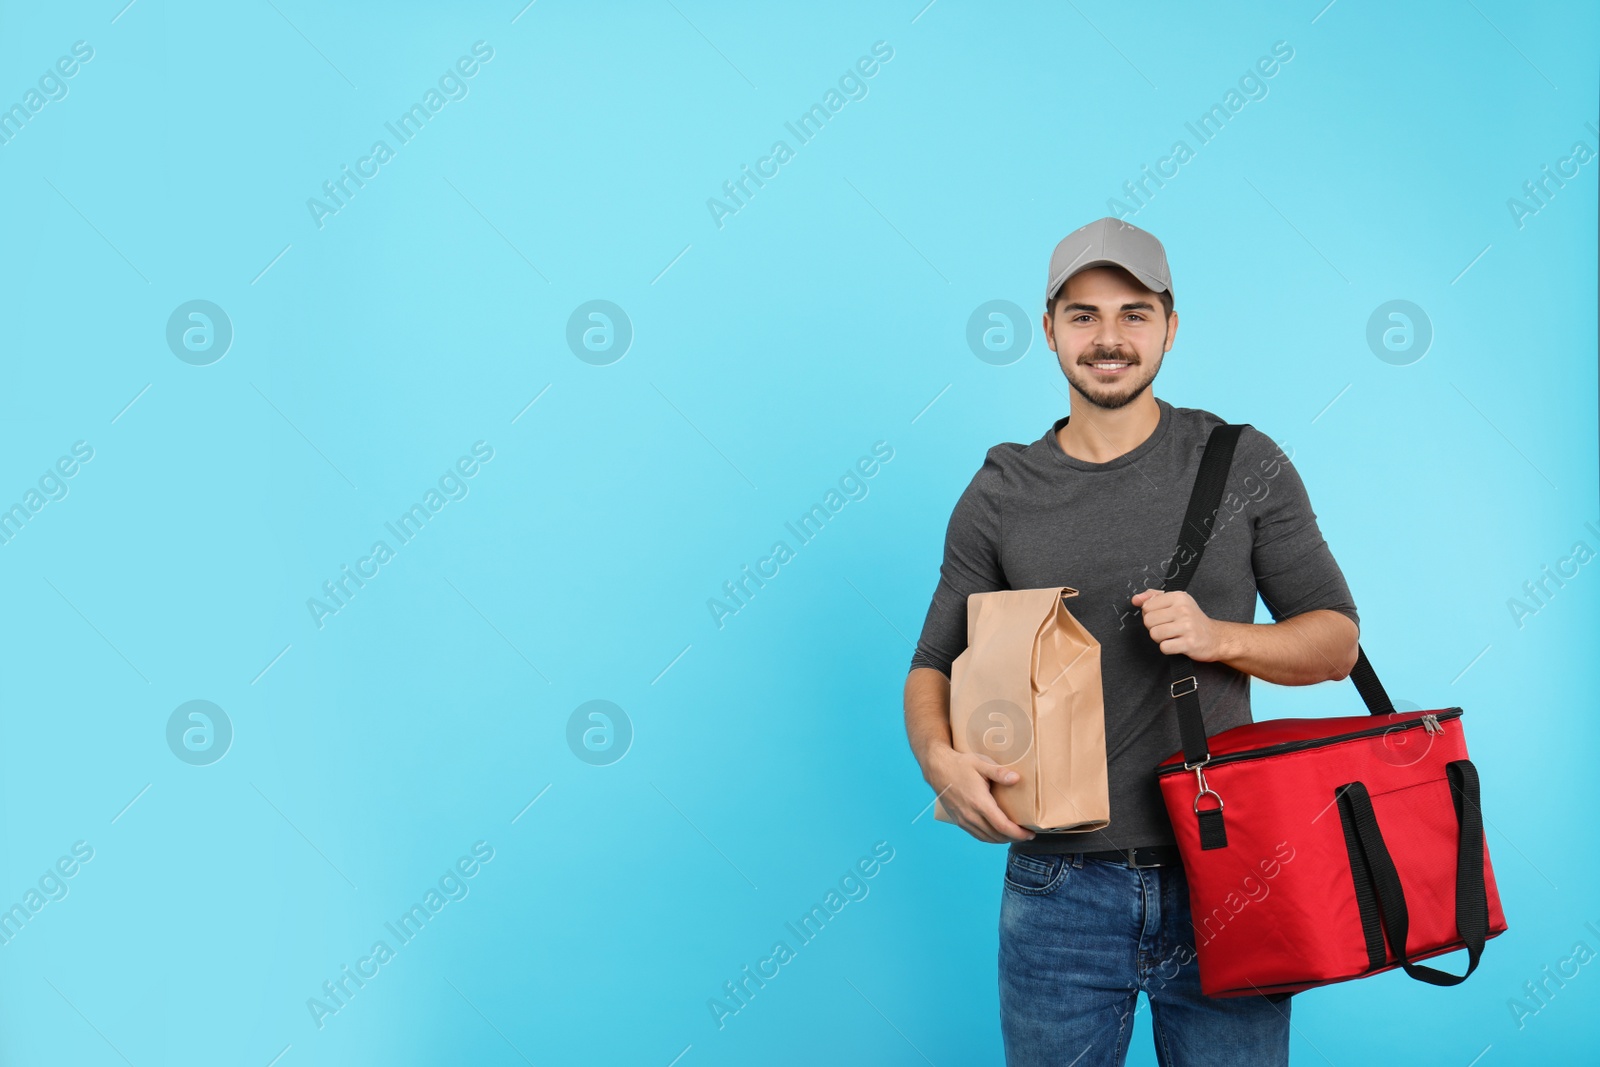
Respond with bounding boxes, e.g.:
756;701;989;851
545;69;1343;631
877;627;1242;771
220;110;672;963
908;451;1009;678
1239;427;1360;629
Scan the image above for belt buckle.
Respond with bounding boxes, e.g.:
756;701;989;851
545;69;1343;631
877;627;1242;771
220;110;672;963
1125;847;1163;869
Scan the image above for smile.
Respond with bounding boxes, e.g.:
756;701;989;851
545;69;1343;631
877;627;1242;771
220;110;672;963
1086;361;1133;375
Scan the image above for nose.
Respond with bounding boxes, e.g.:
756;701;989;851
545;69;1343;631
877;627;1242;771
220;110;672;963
1091;318;1127;354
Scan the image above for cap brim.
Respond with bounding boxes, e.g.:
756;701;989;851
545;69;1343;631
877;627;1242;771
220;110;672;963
1047;258;1170;301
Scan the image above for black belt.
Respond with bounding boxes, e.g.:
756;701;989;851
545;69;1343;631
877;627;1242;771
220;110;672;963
1078;845;1183;868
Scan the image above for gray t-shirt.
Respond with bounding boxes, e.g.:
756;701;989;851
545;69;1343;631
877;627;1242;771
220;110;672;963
909;396;1360;853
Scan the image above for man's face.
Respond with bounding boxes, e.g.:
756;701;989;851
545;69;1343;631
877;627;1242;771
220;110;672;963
1043;266;1176;411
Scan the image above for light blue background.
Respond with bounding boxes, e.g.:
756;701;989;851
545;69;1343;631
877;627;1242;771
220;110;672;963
0;1;1596;1064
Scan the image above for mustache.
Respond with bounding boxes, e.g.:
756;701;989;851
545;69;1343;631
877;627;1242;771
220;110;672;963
1079;348;1138;363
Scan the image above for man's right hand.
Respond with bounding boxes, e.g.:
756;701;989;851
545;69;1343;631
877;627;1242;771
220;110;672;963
925;747;1036;844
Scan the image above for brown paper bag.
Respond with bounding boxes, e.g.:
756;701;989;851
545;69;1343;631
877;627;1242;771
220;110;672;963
933;587;1109;834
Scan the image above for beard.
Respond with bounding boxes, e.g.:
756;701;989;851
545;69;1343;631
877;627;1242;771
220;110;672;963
1060;327;1167;411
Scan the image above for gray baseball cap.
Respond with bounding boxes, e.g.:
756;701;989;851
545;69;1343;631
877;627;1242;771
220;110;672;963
1046;217;1173;307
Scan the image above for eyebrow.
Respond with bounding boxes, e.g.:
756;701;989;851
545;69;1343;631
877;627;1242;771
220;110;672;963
1059;301;1155;313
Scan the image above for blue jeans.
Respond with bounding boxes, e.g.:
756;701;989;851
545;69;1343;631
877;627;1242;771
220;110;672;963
999;851;1291;1066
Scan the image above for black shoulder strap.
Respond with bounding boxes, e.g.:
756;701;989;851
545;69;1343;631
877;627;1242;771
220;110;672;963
1166;424;1393;767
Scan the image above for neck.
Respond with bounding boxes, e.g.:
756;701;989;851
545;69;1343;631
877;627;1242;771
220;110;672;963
1057;392;1161;463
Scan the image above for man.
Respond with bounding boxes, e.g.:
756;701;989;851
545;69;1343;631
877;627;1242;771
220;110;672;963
903;217;1361;1066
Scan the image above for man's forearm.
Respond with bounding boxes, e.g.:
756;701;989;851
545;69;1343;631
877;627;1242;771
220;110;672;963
904;667;954;782
1211;609;1359;686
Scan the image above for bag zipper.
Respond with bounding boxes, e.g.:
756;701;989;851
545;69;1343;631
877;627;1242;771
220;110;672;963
1156;708;1464;777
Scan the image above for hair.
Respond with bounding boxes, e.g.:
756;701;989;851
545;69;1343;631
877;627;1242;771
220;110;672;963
1046;272;1174;320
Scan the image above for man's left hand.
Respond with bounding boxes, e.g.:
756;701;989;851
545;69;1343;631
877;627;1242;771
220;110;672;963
1130;588;1227;662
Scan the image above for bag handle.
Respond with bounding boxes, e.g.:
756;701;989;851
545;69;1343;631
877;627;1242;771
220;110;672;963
1335;760;1491;985
1166;423;1395;768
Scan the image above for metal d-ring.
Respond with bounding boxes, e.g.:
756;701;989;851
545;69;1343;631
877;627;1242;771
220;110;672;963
1189;761;1222;814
